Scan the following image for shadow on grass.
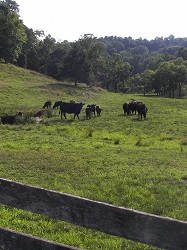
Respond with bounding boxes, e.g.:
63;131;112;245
51;118;75;124
135;94;158;98
131;117;148;122
51;116;91;124
118;112;148;121
118;114;133;118
31;82;87;91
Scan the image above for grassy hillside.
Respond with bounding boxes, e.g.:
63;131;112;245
0;63;104;114
0;64;187;250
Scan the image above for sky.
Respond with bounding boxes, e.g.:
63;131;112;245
16;0;187;42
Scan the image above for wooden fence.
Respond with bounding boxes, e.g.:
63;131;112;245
0;178;186;250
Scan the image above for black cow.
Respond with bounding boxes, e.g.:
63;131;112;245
123;102;130;115
1;115;16;124
86;104;96;117
137;103;148;119
128;100;138;115
129;100;145;115
59;102;85;119
43;100;52;109
53;101;63;109
95;105;102;116
85;106;92;119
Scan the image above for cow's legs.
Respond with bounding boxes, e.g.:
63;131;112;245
73;113;79;119
61;112;66;119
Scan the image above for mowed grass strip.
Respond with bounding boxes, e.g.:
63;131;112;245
0;64;187;249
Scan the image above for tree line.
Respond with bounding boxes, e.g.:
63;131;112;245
1;0;187;97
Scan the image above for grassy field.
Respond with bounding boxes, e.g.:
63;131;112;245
0;63;187;249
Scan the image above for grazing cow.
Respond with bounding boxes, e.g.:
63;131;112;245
137;103;148;120
123;102;130;115
1;115;16;125
86;104;96;116
85;106;92;119
140;104;148;120
59;102;85;119
53;101;63;109
95;105;102;116
140;108;147;119
43;100;52;109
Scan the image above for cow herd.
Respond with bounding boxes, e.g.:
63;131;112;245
85;104;102;119
0;99;148;125
53;101;102;120
123;100;148;119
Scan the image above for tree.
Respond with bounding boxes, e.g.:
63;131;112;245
17;27;40;69
152;62;172;95
171;59;187;98
46;41;72;79
125;45;149;74
36;35;56;74
97;53;112;90
63;34;105;86
140;69;154;96
124;73;142;93
63;41;87;86
5;0;19;13
99;53;133;92
145;55;165;71
0;0;26;63
177;47;187;60
152;60;187;97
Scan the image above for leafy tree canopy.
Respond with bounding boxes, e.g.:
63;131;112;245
0;0;26;62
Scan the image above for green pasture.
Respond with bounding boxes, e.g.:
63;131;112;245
0;64;187;249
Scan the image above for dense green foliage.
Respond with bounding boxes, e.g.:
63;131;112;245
0;0;26;63
0;64;187;250
1;0;187;96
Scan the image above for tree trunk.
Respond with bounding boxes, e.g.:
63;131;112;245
74;78;77;87
114;83;117;93
178;83;181;98
172;89;175;98
169;90;171;98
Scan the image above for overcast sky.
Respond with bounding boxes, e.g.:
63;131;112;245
16;0;187;42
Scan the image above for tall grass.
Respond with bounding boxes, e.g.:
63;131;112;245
0;64;187;249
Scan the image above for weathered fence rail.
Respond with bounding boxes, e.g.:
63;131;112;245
0;178;186;250
0;227;79;250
